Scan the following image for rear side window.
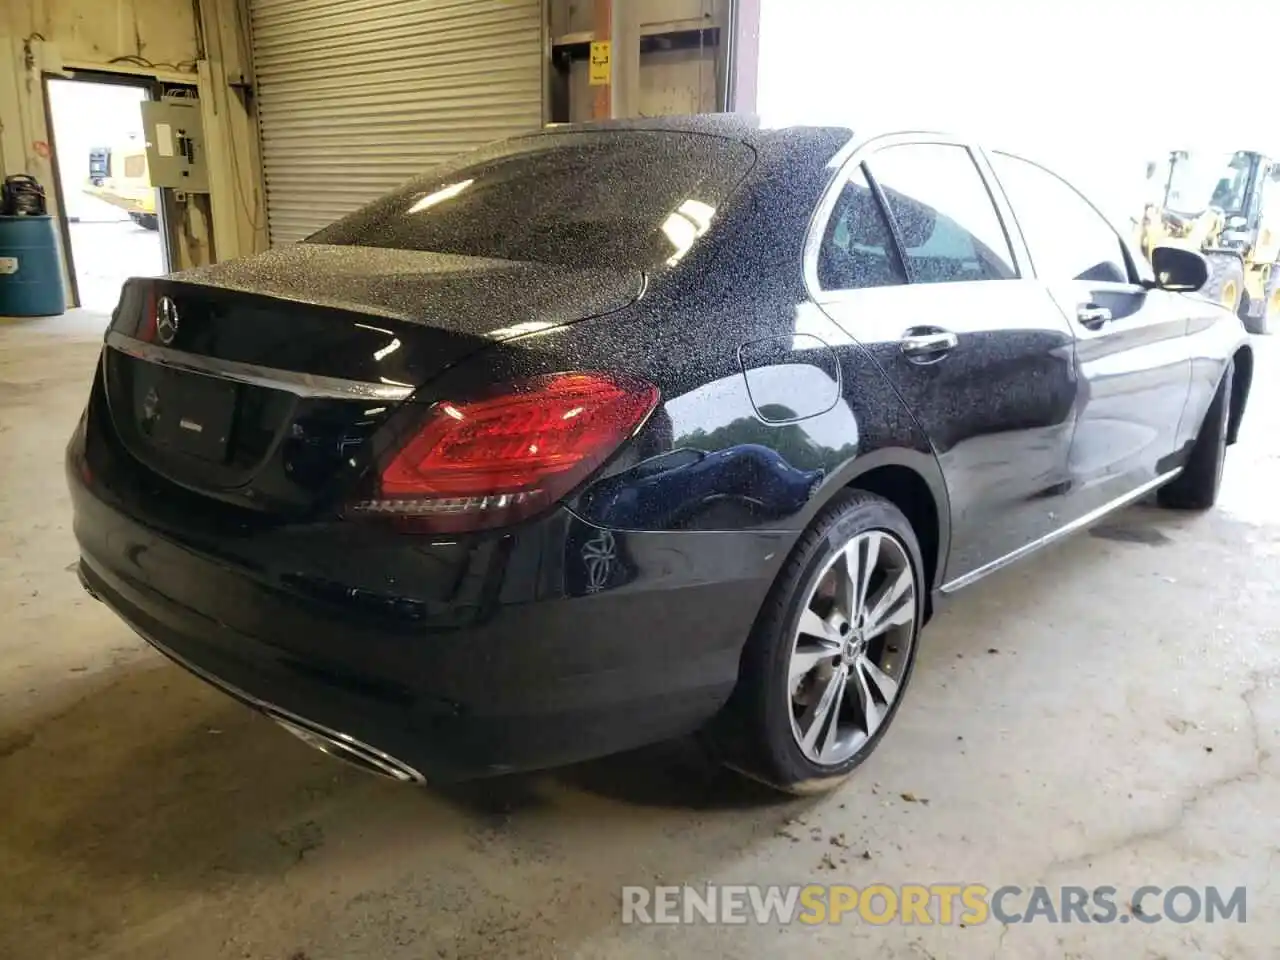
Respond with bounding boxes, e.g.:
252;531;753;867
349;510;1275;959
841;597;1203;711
817;166;908;291
990;152;1131;284
866;143;1017;284
307;132;756;271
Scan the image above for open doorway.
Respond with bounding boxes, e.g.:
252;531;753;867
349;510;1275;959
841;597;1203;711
44;74;169;312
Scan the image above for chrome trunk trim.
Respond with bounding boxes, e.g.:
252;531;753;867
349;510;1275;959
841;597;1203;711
104;331;416;402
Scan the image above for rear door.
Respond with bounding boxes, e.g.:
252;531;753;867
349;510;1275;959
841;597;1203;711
986;151;1193;519
810;137;1079;586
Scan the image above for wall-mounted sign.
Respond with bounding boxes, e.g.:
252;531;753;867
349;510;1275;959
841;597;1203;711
589;41;611;86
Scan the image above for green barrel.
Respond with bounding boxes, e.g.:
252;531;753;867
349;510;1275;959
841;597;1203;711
0;215;66;317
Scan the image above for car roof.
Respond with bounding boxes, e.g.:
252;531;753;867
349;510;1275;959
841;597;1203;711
538;113;857;150
537;114;998;162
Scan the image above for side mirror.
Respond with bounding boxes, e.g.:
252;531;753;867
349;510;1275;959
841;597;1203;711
1150;245;1209;292
1145;161;1158;180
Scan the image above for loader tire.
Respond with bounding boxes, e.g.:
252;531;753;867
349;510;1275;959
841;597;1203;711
1202;253;1246;315
1244;263;1279;335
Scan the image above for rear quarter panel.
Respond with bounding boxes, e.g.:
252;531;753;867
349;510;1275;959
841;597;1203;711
383;127;951;593
412;274;944;539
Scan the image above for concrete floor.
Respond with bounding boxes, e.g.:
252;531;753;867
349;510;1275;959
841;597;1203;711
67;217;165;312
1;312;1277;959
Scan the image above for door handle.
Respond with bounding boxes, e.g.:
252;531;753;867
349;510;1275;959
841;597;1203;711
899;327;958;362
1076;304;1113;329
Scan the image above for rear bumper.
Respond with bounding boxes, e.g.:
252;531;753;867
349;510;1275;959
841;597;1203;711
69;455;788;781
79;560;427;782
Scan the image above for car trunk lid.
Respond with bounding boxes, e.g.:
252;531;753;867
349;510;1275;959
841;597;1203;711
99;245;644;517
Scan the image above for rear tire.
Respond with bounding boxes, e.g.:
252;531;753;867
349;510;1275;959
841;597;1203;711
1158;360;1233;510
1202;253;1246;315
712;490;924;795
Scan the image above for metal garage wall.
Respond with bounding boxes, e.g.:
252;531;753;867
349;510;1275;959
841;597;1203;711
249;0;544;244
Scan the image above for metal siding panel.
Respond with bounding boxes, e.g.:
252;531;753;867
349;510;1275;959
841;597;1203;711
250;0;544;244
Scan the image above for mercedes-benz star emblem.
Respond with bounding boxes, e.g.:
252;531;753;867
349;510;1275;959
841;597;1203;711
156;296;180;345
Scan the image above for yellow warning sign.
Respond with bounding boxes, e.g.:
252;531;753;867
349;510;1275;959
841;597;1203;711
589;41;611;85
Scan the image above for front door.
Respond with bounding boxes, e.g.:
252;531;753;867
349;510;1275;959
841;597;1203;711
986;151;1193;518
811;139;1079;585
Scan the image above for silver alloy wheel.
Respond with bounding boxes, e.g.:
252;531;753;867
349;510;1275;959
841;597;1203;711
787;530;917;766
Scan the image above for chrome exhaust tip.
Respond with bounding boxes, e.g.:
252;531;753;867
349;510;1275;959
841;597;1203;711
103;617;425;783
75;562;102;602
267;711;425;784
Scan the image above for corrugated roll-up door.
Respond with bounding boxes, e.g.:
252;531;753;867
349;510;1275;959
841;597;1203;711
249;0;545;244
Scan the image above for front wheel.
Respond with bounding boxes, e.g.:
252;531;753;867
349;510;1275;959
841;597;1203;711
714;491;924;794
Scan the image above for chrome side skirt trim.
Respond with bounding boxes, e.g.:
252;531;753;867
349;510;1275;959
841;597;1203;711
105;331;416;402
939;468;1182;595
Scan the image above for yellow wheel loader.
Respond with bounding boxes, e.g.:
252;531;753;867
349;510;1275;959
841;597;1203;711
1139;149;1280;334
84;141;159;231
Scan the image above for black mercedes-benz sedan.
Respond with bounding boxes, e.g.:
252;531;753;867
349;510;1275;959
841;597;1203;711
68;116;1253;793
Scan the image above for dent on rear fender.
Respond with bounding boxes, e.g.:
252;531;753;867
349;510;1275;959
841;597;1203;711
456;297;943;542
569;346;945;544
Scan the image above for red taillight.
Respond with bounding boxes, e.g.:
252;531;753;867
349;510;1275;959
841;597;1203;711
350;372;659;532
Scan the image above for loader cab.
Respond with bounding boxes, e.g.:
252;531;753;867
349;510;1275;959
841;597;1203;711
1143;150;1275;255
1216;152;1273;251
1154;150;1257;218
1248;159;1280;267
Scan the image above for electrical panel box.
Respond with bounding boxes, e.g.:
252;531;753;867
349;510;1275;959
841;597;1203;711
140;98;209;193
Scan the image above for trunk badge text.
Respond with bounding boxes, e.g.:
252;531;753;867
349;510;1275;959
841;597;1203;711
156;296;180;344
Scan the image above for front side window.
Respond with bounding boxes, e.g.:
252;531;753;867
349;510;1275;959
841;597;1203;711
816;166;907;291
991;152;1131;285
865;144;1017;284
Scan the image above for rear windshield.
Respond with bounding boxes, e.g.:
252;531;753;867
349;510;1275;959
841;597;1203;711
307;131;756;271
